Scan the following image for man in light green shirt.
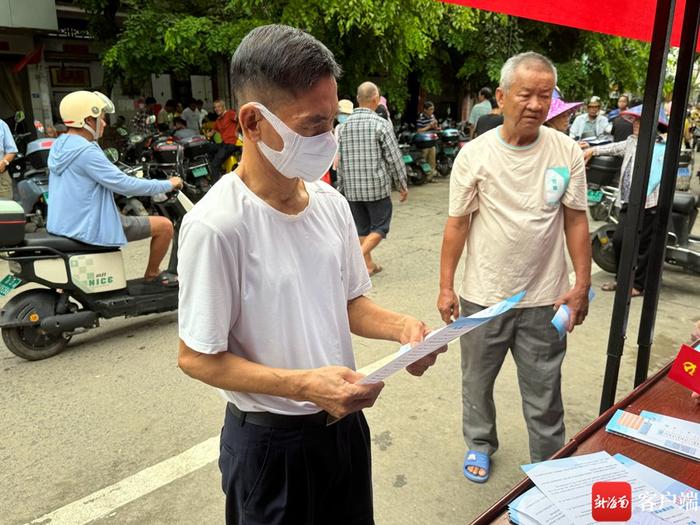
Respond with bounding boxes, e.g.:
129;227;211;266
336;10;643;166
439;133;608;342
468;87;494;138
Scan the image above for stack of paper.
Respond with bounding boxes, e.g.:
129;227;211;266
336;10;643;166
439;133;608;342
507;452;699;525
606;410;700;461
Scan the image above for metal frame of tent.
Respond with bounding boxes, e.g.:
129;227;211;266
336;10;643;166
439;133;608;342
599;0;699;412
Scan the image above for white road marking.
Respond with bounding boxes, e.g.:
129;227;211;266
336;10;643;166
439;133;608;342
28;436;219;525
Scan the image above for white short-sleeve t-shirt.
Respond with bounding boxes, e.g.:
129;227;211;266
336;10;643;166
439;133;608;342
449;125;587;308
178;173;372;415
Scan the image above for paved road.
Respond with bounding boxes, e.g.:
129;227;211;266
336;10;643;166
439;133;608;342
2;176;699;525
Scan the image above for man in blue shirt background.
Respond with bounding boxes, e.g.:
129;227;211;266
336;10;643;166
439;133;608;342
47;90;182;286
0;118;19;200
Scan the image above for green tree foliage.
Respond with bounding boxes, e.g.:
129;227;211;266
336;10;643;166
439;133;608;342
96;0;650;109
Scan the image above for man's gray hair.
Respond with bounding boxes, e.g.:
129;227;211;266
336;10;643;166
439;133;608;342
230;24;341;107
499;52;558;92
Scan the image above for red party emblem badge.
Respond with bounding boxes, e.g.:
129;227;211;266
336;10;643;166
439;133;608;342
592;481;632;521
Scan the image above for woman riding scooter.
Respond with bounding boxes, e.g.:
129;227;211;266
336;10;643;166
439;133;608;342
47;90;183;288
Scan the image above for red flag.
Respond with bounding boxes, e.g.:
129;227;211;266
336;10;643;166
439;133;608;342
668;344;700;394
12;46;43;74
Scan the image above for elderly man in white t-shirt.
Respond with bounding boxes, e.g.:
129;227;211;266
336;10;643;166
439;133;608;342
438;52;591;483
177;24;444;525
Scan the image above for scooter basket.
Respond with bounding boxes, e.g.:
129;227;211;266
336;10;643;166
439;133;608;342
0;200;25;247
439;129;460;143
153;142;182;164
413;132;439;149
25;138;55;170
586;155;622;187
179;136;210;160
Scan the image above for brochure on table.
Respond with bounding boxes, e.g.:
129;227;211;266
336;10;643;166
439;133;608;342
606;410;700;461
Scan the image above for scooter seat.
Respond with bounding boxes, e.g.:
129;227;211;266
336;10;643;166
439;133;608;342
672;192;698;214
24;232;117;253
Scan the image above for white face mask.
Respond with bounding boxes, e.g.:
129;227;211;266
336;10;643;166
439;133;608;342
253;102;338;182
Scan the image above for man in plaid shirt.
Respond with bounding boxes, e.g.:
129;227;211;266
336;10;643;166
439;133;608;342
337;81;408;276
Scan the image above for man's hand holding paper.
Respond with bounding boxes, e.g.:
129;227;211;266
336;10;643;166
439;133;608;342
402;320;448;377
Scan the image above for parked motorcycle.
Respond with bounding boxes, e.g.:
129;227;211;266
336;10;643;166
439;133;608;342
103;147;153;217
10;137;55;231
591;191;700;274
586;154;622;222
0;186;194;361
176;135;214;195
397;125;438;185
435;126;468;177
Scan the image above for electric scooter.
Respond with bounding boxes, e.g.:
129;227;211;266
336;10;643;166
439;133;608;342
591;191;700;274
0;188;194;361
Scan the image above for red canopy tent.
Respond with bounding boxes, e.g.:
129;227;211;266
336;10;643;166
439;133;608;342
439;0;700;412
443;0;694;46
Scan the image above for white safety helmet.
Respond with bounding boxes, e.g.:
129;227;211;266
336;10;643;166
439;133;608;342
59;91;115;140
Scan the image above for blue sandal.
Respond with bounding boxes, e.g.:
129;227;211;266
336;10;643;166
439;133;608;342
463;450;490;483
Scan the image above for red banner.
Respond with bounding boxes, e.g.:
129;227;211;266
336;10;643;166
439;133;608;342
441;0;693;47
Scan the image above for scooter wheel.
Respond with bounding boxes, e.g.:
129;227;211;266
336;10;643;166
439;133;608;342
408;166;426;185
1;290;71;360
2;327;70;361
592;228;618;274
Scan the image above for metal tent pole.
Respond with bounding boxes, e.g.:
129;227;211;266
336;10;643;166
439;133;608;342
635;0;700;387
599;0;676;414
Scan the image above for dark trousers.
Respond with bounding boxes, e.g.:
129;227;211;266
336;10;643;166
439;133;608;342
613;205;658;291
219;406;374;525
208;143;239;182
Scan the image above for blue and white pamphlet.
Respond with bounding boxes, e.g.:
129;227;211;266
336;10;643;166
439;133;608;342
606;410;700;461
550;288;596;340
357;291;525;384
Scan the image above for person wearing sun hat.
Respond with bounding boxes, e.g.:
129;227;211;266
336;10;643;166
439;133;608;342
544;98;583;133
583;104;668;296
337;98;353;125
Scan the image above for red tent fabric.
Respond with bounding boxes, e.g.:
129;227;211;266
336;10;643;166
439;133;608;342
442;0;691;47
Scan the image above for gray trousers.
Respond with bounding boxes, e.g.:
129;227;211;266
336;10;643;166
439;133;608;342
460;298;566;463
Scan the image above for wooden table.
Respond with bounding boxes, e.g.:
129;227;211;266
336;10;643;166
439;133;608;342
471;361;700;524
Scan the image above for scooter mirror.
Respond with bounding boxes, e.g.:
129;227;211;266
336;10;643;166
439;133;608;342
117;127;128;137
14;111;25;124
104;148;119;163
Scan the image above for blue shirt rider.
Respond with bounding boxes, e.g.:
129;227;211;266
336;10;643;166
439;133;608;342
47;90;182;287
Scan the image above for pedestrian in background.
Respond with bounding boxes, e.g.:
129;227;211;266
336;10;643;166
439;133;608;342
416;100;439;182
181;99;201;131
205;99;238;182
337;81;408;276
132;96;157;134
468;87;494;138
570;96;609;141
474;99;503;137
0;117;18;199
